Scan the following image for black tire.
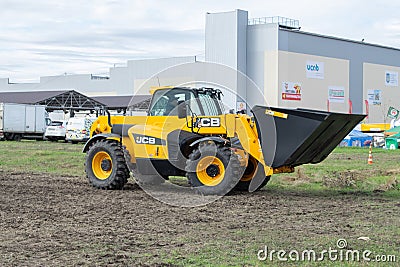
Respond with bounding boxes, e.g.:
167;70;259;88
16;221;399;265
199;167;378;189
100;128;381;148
234;176;271;192
13;134;21;142
235;159;271;192
123;146;165;186
4;133;13;141
85;139;129;189
186;142;242;195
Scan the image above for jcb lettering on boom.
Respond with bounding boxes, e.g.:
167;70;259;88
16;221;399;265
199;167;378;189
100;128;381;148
197;118;220;127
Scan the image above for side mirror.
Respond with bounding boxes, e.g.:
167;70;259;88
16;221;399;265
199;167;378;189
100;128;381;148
177;101;187;119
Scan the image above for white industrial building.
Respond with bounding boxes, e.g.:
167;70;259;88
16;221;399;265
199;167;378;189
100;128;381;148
1;9;400;129
0;56;196;96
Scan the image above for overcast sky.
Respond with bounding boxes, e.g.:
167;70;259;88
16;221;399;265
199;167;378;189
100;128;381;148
1;0;399;82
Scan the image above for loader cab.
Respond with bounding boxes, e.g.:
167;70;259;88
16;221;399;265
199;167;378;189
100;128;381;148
148;87;224;117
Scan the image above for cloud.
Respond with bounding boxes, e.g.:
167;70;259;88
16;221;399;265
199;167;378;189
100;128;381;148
0;2;205;81
0;0;399;81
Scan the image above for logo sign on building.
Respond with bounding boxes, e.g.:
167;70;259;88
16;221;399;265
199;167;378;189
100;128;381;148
328;86;345;103
306;61;324;79
385;71;398;87
367;89;382;105
236;102;246;113
387;106;400;119
282;82;302;101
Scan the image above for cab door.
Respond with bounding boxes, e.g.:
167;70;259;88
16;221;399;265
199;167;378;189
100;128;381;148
146;89;202;143
128;89;199;175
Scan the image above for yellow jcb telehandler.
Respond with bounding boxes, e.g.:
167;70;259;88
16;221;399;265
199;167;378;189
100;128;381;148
83;87;365;195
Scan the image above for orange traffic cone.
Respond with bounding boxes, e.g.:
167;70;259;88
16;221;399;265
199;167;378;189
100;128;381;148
368;144;373;164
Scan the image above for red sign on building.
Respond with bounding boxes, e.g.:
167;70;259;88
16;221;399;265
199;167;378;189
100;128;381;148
282;93;301;101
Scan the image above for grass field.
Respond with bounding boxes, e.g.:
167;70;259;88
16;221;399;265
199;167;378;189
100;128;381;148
272;146;400;198
0;141;85;176
0;141;399;266
0;141;399;197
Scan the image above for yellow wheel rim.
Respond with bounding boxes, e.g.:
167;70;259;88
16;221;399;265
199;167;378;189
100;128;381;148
196;156;225;186
92;151;113;180
240;157;258;182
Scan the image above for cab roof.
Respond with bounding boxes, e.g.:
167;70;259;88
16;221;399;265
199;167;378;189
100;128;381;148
149;86;223;101
149;86;176;95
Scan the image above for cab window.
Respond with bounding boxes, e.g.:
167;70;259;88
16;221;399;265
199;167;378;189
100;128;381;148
197;93;222;116
148;89;200;116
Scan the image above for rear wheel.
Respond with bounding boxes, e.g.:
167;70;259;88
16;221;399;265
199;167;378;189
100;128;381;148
13;134;21;142
235;157;271;192
186;143;242;195
85;139;129;189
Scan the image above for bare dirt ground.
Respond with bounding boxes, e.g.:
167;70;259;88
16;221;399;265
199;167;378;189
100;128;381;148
0;171;399;266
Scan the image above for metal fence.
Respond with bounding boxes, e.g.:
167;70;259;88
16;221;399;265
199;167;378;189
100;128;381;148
248;16;300;29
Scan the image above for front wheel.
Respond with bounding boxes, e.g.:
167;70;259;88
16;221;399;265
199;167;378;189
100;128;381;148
234;157;271;192
4;133;12;141
85;139;129;189
186;143;242;195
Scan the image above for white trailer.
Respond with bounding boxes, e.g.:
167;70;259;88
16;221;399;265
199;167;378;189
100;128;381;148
0;103;51;141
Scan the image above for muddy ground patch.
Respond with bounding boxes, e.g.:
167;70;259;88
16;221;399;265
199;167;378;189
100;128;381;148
0;171;399;266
